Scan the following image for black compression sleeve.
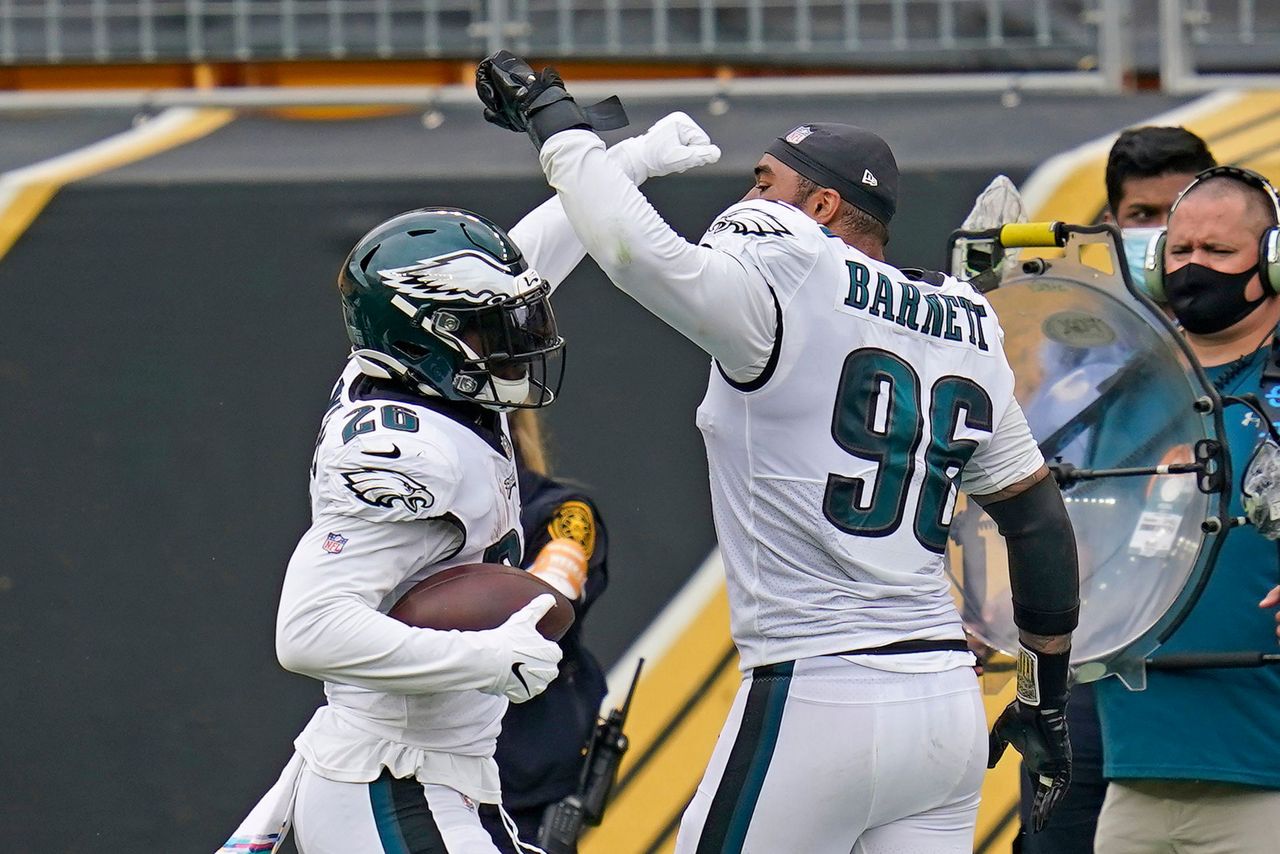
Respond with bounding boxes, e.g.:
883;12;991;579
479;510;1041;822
981;474;1080;636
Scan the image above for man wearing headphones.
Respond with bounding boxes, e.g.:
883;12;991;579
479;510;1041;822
1092;167;1280;853
1015;128;1218;854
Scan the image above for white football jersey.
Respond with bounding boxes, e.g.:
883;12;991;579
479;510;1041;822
695;200;1043;669
308;358;522;559
284;356;523;802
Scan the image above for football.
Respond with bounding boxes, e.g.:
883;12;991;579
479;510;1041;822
388;563;575;641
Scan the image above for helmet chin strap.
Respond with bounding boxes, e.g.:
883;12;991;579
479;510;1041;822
353;349;445;399
352;349;401;380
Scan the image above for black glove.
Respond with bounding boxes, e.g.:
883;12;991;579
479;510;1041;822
475;50;589;147
987;645;1072;833
475;50;629;148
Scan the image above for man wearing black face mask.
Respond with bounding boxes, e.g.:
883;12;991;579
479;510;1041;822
1091;169;1280;853
1162;175;1280;341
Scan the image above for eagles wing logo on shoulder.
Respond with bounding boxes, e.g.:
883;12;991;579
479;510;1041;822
707;209;793;238
379;251;526;305
342;467;436;513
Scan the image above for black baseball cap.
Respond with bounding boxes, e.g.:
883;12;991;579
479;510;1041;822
766;123;899;226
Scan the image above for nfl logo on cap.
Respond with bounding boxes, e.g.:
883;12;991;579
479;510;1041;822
785;125;814;145
323;532;348;554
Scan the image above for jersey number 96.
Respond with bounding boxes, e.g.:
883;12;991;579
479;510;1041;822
823;348;993;553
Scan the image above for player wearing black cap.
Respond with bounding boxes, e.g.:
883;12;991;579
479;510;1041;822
765;121;898;226
477;52;1080;853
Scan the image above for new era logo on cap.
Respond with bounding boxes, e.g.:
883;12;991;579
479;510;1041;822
785;125;814;145
862;169;878;187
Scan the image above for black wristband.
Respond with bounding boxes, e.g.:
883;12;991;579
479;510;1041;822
1016;644;1071;709
527;98;591;148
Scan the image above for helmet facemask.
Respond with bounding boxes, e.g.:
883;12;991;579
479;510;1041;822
401;274;565;410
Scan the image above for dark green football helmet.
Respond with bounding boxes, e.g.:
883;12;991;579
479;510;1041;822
339;208;564;410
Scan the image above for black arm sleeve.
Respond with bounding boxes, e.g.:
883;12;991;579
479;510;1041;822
980;475;1080;636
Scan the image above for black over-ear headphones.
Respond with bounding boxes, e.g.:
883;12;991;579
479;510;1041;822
1141;165;1280;304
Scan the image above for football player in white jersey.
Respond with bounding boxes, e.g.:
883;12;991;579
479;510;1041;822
218;119;722;854
477;54;1081;853
279;208;568;853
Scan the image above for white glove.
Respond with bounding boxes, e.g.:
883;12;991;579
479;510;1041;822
608;111;722;185
478;594;563;703
962;174;1028;231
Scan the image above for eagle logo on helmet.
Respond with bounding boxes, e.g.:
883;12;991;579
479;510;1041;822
379;250;524;305
342;467;436;513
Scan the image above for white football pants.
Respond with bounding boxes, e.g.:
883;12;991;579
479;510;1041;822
292;766;535;854
675;656;987;854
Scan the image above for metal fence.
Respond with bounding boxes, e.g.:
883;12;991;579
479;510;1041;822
0;1;1112;69
511;0;1109;69
1159;0;1280;92
0;1;1275;94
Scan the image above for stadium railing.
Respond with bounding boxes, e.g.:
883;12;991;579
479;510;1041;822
1158;0;1280;93
0;0;1123;96
1;1;1278;105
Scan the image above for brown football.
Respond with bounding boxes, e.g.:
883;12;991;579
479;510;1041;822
387;563;575;641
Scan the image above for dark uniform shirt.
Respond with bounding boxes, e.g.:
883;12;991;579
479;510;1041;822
494;468;610;811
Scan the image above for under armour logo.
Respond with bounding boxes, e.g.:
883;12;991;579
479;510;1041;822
862;169;878;187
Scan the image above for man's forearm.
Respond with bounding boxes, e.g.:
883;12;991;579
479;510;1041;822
508;140;657;291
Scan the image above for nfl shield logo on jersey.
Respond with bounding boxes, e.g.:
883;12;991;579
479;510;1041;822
323;532;349;554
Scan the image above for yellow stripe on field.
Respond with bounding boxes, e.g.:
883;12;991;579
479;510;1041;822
0;107;234;260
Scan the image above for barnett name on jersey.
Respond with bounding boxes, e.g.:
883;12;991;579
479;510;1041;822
695;199;1043;668
277;356;524;804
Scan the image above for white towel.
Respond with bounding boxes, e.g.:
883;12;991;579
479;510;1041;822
216;751;305;853
961;174;1029;231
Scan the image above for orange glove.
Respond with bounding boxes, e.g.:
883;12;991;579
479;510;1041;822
529;538;588;600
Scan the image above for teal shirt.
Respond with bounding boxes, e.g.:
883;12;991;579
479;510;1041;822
1096;346;1280;789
